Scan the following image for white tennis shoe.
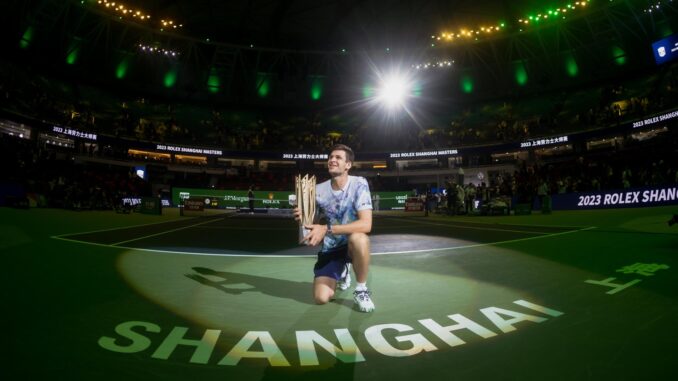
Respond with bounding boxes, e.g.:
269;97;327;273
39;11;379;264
353;289;375;312
337;264;351;291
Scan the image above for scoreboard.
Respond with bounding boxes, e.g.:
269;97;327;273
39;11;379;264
652;33;678;65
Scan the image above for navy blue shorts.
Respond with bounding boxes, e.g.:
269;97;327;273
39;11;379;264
314;245;351;280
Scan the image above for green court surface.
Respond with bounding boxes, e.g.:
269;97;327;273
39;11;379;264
3;206;678;380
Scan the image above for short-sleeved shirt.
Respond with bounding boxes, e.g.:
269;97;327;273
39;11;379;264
316;175;372;253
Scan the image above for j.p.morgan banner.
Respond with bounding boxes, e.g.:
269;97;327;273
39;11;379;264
552;184;678;210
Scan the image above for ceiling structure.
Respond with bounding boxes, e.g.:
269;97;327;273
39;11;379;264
66;0;525;51
2;0;677;105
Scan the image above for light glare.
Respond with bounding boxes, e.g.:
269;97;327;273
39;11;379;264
378;75;408;109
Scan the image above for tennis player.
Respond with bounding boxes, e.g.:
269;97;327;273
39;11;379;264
294;144;375;312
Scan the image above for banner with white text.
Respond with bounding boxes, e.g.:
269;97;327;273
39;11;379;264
550;184;678;210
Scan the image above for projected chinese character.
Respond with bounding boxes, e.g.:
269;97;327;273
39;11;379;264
616;263;669;276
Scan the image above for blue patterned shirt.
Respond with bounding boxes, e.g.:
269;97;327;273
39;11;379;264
316;175;372;252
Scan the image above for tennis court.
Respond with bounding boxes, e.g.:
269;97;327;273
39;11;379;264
3;206;677;380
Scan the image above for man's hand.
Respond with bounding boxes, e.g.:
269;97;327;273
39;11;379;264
293;207;301;222
302;224;328;246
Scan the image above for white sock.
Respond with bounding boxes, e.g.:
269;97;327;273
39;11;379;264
355;282;367;291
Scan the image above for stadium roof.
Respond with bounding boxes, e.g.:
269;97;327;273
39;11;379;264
112;0;521;51
1;0;676;103
8;0;668;52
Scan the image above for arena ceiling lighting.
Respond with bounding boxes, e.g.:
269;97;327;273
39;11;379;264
370;68;420;114
377;74;410;109
355;64;430;129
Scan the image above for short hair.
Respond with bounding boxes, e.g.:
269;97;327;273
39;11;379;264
329;144;355;163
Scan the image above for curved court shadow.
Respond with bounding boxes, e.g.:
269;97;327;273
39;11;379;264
185;266;317;305
260;361;357;381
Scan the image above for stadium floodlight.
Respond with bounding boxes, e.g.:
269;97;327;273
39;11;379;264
355;63;425;124
377;74;410;109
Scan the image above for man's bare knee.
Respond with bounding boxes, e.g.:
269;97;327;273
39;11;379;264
348;232;369;248
314;292;333;305
313;279;335;305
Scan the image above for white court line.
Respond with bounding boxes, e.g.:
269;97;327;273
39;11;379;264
402;217;592;229
397;217;552;235
51;226;596;258
371;226;597;256
51;216;198;239
109;217;225;246
194;225;296;231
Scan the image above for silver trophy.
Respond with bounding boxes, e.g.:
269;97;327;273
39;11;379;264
295;174;316;244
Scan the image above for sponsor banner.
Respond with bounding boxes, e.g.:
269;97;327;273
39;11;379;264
155;144;223;156
389;149;458;159
281;153;328;160
52;125;97;140
121;197;142;206
551;184;678;210
173;188;293;209
405;197;424;212
173;188;411;211
630;108;678;129
139;197;162;215
519;135;569;149
372;192;410;210
184;198;205;211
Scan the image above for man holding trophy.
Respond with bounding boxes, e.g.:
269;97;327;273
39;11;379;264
294;144;375;312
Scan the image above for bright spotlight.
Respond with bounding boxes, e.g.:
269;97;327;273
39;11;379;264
378;75;409;109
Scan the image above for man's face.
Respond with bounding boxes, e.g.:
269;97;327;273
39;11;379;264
328;149;351;177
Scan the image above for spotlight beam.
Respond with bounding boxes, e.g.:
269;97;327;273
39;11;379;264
378;75;408;109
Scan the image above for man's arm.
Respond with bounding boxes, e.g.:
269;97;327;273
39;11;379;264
303;209;372;246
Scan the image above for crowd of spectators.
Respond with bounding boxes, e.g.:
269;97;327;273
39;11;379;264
1;58;677;213
434;130;678;214
2;120;675;212
0;136;151;210
2;59;677;154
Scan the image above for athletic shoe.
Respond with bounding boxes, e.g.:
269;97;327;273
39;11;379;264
337;264;351;291
337;273;351;291
353;289;375;312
